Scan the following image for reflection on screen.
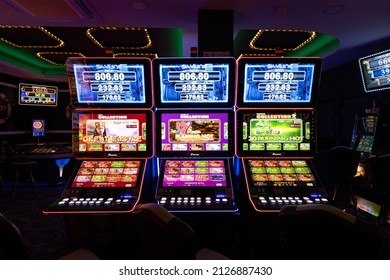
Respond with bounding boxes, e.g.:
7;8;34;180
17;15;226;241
162;160;226;187
71;160;141;188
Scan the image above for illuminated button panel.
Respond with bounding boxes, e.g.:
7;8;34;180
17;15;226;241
55;196;134;209
256;195;328;210
158;195;235;211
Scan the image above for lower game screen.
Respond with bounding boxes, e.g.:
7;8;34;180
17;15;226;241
162;160;227;187
247;159;314;186
71;160;141;188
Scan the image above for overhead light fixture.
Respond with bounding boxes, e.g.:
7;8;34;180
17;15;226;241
0;25;65;48
237;53;277;60
249;29;316;51
86;27;152;49
113;52;158;58
36;52;85;65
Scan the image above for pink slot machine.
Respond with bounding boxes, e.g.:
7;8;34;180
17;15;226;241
152;57;238;212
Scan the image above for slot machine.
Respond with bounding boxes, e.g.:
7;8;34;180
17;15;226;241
44;57;154;214
152;57;237;212
235;57;328;213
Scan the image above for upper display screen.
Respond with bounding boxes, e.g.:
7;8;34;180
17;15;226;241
155;110;234;158
359;49;390;92
236;108;316;158
19;83;58;107
236;57;322;107
153;57;236;108
66;57;152;108
72;109;153;159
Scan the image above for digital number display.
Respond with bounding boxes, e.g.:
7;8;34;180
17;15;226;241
359;49;390;92
73;64;146;104
158;63;230;103
242;63;315;103
19;83;58;106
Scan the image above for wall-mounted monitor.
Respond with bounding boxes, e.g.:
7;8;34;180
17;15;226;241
236;57;322;107
236;108;316;158
72;109;153;159
153;57;236;108
66;57;153;108
359;49;390;92
32;119;45;137
19;83;58;106
155;110;234;158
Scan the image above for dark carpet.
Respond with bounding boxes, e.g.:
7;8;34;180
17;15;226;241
0;181;70;259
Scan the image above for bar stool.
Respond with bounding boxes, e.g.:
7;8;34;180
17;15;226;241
11;161;38;197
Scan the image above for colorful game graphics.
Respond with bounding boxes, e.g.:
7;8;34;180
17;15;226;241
248;160;314;186
162;160;226;187
72;160;141;188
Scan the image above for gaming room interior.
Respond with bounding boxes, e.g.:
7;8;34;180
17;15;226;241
0;1;390;260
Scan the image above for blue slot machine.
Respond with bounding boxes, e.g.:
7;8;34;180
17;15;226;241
235;57;328;212
44;57;154;214
152;57;237;212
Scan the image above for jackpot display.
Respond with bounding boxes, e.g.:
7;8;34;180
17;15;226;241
19;83;58;106
66;57;152;107
153;57;236;108
359;49;390;92
236;109;316;158
72;109;153;159
236;57;322;107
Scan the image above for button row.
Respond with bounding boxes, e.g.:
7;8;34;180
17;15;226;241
57;197;131;207
258;196;328;206
159;196;229;206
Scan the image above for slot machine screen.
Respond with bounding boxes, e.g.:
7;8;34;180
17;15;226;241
70;160;142;188
359;49;390;92
19;83;58;106
236;108;316;158
32;119;45;137
155;110;234;158
153;57;236;108
236;57;322;107
72;109;153;159
66;57;152;108
161;159;229;188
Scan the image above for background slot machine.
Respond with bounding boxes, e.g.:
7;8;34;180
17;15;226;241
235;57;328;213
152;57;237;212
44;57;154;214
